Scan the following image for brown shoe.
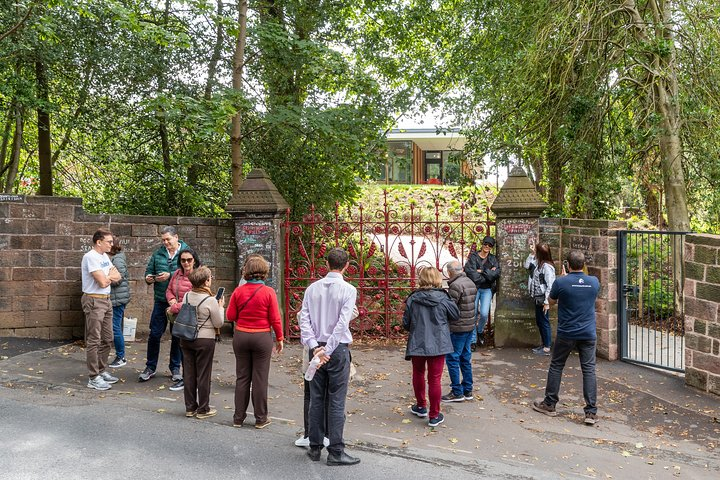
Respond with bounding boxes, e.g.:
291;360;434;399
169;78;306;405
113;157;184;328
196;408;217;419
532;400;557;417
255;419;272;429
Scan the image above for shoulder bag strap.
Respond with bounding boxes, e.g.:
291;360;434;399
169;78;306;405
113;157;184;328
235;285;264;318
196;295;212;330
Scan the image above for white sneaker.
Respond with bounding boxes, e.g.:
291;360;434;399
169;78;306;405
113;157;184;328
99;371;119;384
87;375;111;391
294;436;330;447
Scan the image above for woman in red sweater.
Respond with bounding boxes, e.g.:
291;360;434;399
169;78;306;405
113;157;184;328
227;254;284;429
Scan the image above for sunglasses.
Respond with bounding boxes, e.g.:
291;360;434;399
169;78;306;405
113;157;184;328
483;242;493;247
180;258;194;263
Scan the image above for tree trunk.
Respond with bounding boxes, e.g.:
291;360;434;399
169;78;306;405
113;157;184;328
188;0;225;189
36;60;52;196
4;105;23;194
0;105;13;176
231;0;248;195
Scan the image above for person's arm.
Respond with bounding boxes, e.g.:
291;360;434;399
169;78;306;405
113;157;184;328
543;265;556;305
91;270;113;288
226;288;240;323
207;297;225;329
144;255;156;284
323;287;357;358
402;297;413;331
548;279;559;306
298;291;318;350
524;254;536;270
464;255;482;285
267;288;284;343
445;296;460;323
165;271;179;305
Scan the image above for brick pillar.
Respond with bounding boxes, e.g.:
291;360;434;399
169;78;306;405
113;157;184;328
490;167;548;347
226;168;289;302
684;234;720;397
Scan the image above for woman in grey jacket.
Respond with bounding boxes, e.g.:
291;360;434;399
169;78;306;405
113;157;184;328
403;267;459;428
109;237;130;368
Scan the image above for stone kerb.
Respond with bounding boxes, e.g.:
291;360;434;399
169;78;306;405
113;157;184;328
0;195;237;340
683;234;720;396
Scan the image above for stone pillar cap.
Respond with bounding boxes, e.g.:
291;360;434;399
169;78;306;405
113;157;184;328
226;168;290;215
491;166;547;216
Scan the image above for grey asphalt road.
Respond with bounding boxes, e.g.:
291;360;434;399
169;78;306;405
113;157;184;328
0;390;556;480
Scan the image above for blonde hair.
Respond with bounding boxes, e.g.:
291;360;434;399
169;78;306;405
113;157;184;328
418;267;442;289
243;254;270;281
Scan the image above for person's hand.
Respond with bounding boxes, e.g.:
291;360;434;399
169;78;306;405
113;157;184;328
274;340;284;355
145;274;155;284
156;272;170;282
543;303;550;313
168;298;177;306
491;267;497;271
218;296;225;308
108;266;121;282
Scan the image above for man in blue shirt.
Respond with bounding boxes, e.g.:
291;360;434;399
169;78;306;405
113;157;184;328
532;250;600;425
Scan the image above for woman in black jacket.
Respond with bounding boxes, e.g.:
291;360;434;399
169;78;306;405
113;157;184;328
464;236;501;348
403;267;460;428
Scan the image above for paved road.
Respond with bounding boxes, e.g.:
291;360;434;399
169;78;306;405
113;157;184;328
0;390;554;480
1;339;719;479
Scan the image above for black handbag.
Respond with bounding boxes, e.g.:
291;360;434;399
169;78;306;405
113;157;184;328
172;293;211;342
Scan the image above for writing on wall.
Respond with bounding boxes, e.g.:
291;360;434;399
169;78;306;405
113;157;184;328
496;218;537;305
236;221;277;289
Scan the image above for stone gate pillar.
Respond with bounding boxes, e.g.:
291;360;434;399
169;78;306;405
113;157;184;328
490;167;548;347
226;169;289;300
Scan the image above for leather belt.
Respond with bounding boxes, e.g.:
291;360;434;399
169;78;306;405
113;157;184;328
84;293;110;299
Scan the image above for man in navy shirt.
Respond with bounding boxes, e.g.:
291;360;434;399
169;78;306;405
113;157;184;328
532;249;600;425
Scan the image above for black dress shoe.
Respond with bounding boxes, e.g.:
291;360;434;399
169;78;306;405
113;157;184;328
307;447;321;462
326;451;360;466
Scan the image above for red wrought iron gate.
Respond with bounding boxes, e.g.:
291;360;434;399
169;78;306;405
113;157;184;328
282;191;494;339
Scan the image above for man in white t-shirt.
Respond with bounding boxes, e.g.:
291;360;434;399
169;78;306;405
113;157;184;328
81;228;122;391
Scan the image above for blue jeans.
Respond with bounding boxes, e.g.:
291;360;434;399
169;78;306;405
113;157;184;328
145;300;182;373
535;303;552;348
446;331;473;396
543;337;597;415
112;304;126;359
471;288;493;344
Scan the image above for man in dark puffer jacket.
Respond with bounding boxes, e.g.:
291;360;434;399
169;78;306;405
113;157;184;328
442;260;478;403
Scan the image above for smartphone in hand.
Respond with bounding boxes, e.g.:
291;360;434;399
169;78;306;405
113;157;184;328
215;287;225;300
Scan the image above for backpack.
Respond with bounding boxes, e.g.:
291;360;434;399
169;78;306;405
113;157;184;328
172;292;211;342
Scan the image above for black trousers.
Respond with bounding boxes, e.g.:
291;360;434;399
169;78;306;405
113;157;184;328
308;343;350;454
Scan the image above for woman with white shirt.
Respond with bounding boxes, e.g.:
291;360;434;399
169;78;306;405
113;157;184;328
524;243;557;356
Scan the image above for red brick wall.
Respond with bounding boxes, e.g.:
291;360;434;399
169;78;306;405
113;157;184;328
684;234;720;396
0;195;237;339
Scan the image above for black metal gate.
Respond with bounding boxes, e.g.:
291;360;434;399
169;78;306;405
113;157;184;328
617;230;687;372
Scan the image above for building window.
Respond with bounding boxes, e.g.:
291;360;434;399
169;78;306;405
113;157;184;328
378;141;413;184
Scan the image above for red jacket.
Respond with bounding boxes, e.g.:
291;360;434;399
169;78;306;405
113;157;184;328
227;282;283;341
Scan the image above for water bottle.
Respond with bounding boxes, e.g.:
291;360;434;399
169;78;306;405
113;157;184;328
305;356;321;381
